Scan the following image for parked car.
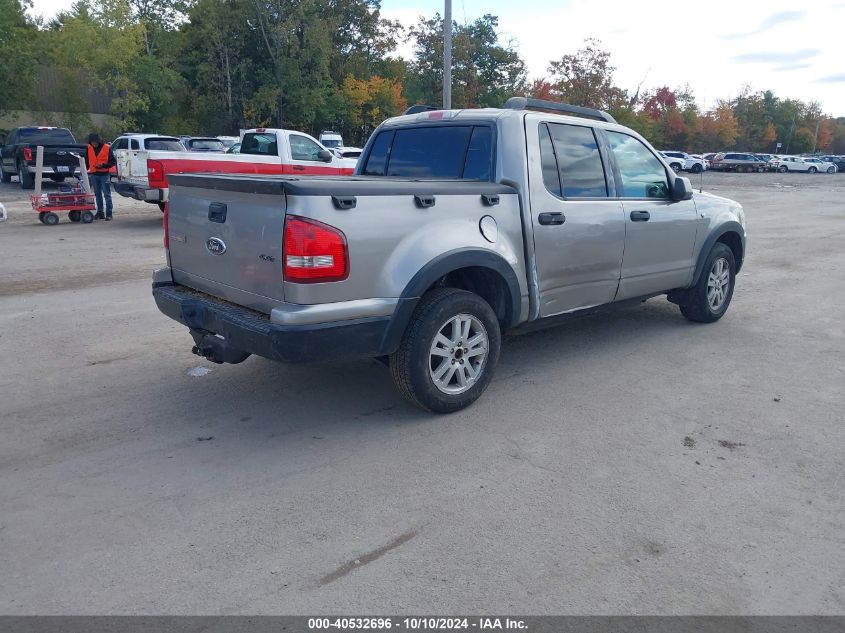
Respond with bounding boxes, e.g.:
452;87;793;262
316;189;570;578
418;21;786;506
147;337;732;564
0;126;88;189
804;157;837;173
152;97;746;413
115;127;356;208
710;152;767;172
318;130;344;149
661;151;707;173
819;155;845;172
217;136;239;149
659;152;686;173
226;142;241;154
769;156;834;173
112;133;185;153
184;137;227;152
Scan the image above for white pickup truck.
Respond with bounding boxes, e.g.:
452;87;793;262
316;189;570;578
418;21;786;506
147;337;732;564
114;128;356;209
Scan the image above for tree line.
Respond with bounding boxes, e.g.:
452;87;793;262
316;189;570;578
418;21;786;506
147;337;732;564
2;0;843;154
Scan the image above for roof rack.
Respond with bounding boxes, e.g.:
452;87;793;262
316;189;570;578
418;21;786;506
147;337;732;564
403;105;439;115
503;97;616;124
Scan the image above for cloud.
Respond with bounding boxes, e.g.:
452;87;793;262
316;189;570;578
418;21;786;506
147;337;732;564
816;73;845;83
731;49;820;63
774;63;812;72
722;10;806;39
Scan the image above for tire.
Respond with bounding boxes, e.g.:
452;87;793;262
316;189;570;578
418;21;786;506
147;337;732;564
389;287;501;413
42;212;59;226
68;210;81;222
690;164;702;174
0;168;11;183
778;165;788;173
827;167;835;174
808;166;817;174
80;210;94;224
679;243;736;323
18;163;34;190
38;213;46;223
670;163;682;173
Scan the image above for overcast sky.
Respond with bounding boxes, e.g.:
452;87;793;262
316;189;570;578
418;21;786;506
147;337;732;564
28;0;845;116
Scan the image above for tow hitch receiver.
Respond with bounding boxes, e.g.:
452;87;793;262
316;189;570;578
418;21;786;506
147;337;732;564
189;329;251;364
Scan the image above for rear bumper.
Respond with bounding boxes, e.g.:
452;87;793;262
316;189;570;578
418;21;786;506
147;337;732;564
152;283;396;363
113;180;164;202
23;164;77;176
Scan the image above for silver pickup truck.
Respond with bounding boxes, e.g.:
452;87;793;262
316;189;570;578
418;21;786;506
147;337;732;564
153;98;746;413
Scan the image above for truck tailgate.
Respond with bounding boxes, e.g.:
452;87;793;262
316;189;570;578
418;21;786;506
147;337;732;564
166;175;287;312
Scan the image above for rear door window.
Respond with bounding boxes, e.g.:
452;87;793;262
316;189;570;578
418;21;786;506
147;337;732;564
545;122;608;198
361;125;493;180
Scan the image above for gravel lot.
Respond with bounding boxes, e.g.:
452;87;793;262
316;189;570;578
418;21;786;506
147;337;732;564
1;172;843;615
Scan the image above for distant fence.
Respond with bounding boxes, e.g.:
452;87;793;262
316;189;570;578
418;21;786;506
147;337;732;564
32;66;113;115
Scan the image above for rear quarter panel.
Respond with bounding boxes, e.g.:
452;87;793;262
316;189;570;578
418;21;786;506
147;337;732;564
283;191;529;312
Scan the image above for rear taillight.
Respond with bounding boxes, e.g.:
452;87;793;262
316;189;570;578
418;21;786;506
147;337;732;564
147;159;166;189
283;216;348;283
162;202;169;249
22;147;33;162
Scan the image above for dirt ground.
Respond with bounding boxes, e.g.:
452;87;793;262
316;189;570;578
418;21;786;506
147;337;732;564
0;171;843;614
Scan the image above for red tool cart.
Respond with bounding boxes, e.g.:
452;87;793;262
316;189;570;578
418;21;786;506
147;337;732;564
29;146;96;225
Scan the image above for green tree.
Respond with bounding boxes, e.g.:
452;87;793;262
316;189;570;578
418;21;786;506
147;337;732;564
0;0;39;114
547;38;626;110
406;14;526;109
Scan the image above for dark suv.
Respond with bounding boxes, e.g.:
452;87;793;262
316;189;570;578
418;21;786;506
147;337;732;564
710;153;767;173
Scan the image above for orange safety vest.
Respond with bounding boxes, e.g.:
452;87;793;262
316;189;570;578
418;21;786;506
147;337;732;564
87;143;111;174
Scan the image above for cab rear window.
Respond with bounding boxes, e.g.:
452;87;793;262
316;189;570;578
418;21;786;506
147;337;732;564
362;125;493;180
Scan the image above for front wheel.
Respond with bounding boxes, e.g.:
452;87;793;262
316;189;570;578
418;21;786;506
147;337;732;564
670;163;682;173
390;288;501;413
778;165;788;173
808;166;817;174
679;243;736;323
827;167;835;174
690;164;702;174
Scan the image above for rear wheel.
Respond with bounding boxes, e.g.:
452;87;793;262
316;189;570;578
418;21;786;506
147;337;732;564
390;288;501;413
17;163;34;189
808;166;817;174
679;243;736;323
670;163;682;173
779;165;788;173
42;212;59;226
690;164;702;174
827;166;835;174
80;210;94;224
68;210;81;222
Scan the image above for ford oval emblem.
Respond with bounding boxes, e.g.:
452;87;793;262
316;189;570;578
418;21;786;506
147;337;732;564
206;237;226;255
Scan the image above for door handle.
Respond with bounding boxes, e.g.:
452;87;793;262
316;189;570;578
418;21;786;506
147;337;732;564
292;165;305;171
630;210;650;222
538;212;566;225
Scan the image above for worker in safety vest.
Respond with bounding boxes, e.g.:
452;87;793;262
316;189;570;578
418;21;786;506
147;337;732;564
87;133;116;220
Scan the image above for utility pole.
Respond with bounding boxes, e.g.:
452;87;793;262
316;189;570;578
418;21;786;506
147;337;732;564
443;0;452;109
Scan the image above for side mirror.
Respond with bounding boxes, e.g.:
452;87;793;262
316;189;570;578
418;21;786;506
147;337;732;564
318;149;333;162
672;176;694;201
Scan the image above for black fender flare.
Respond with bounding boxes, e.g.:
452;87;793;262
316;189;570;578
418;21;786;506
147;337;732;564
691;221;746;286
379;249;523;355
